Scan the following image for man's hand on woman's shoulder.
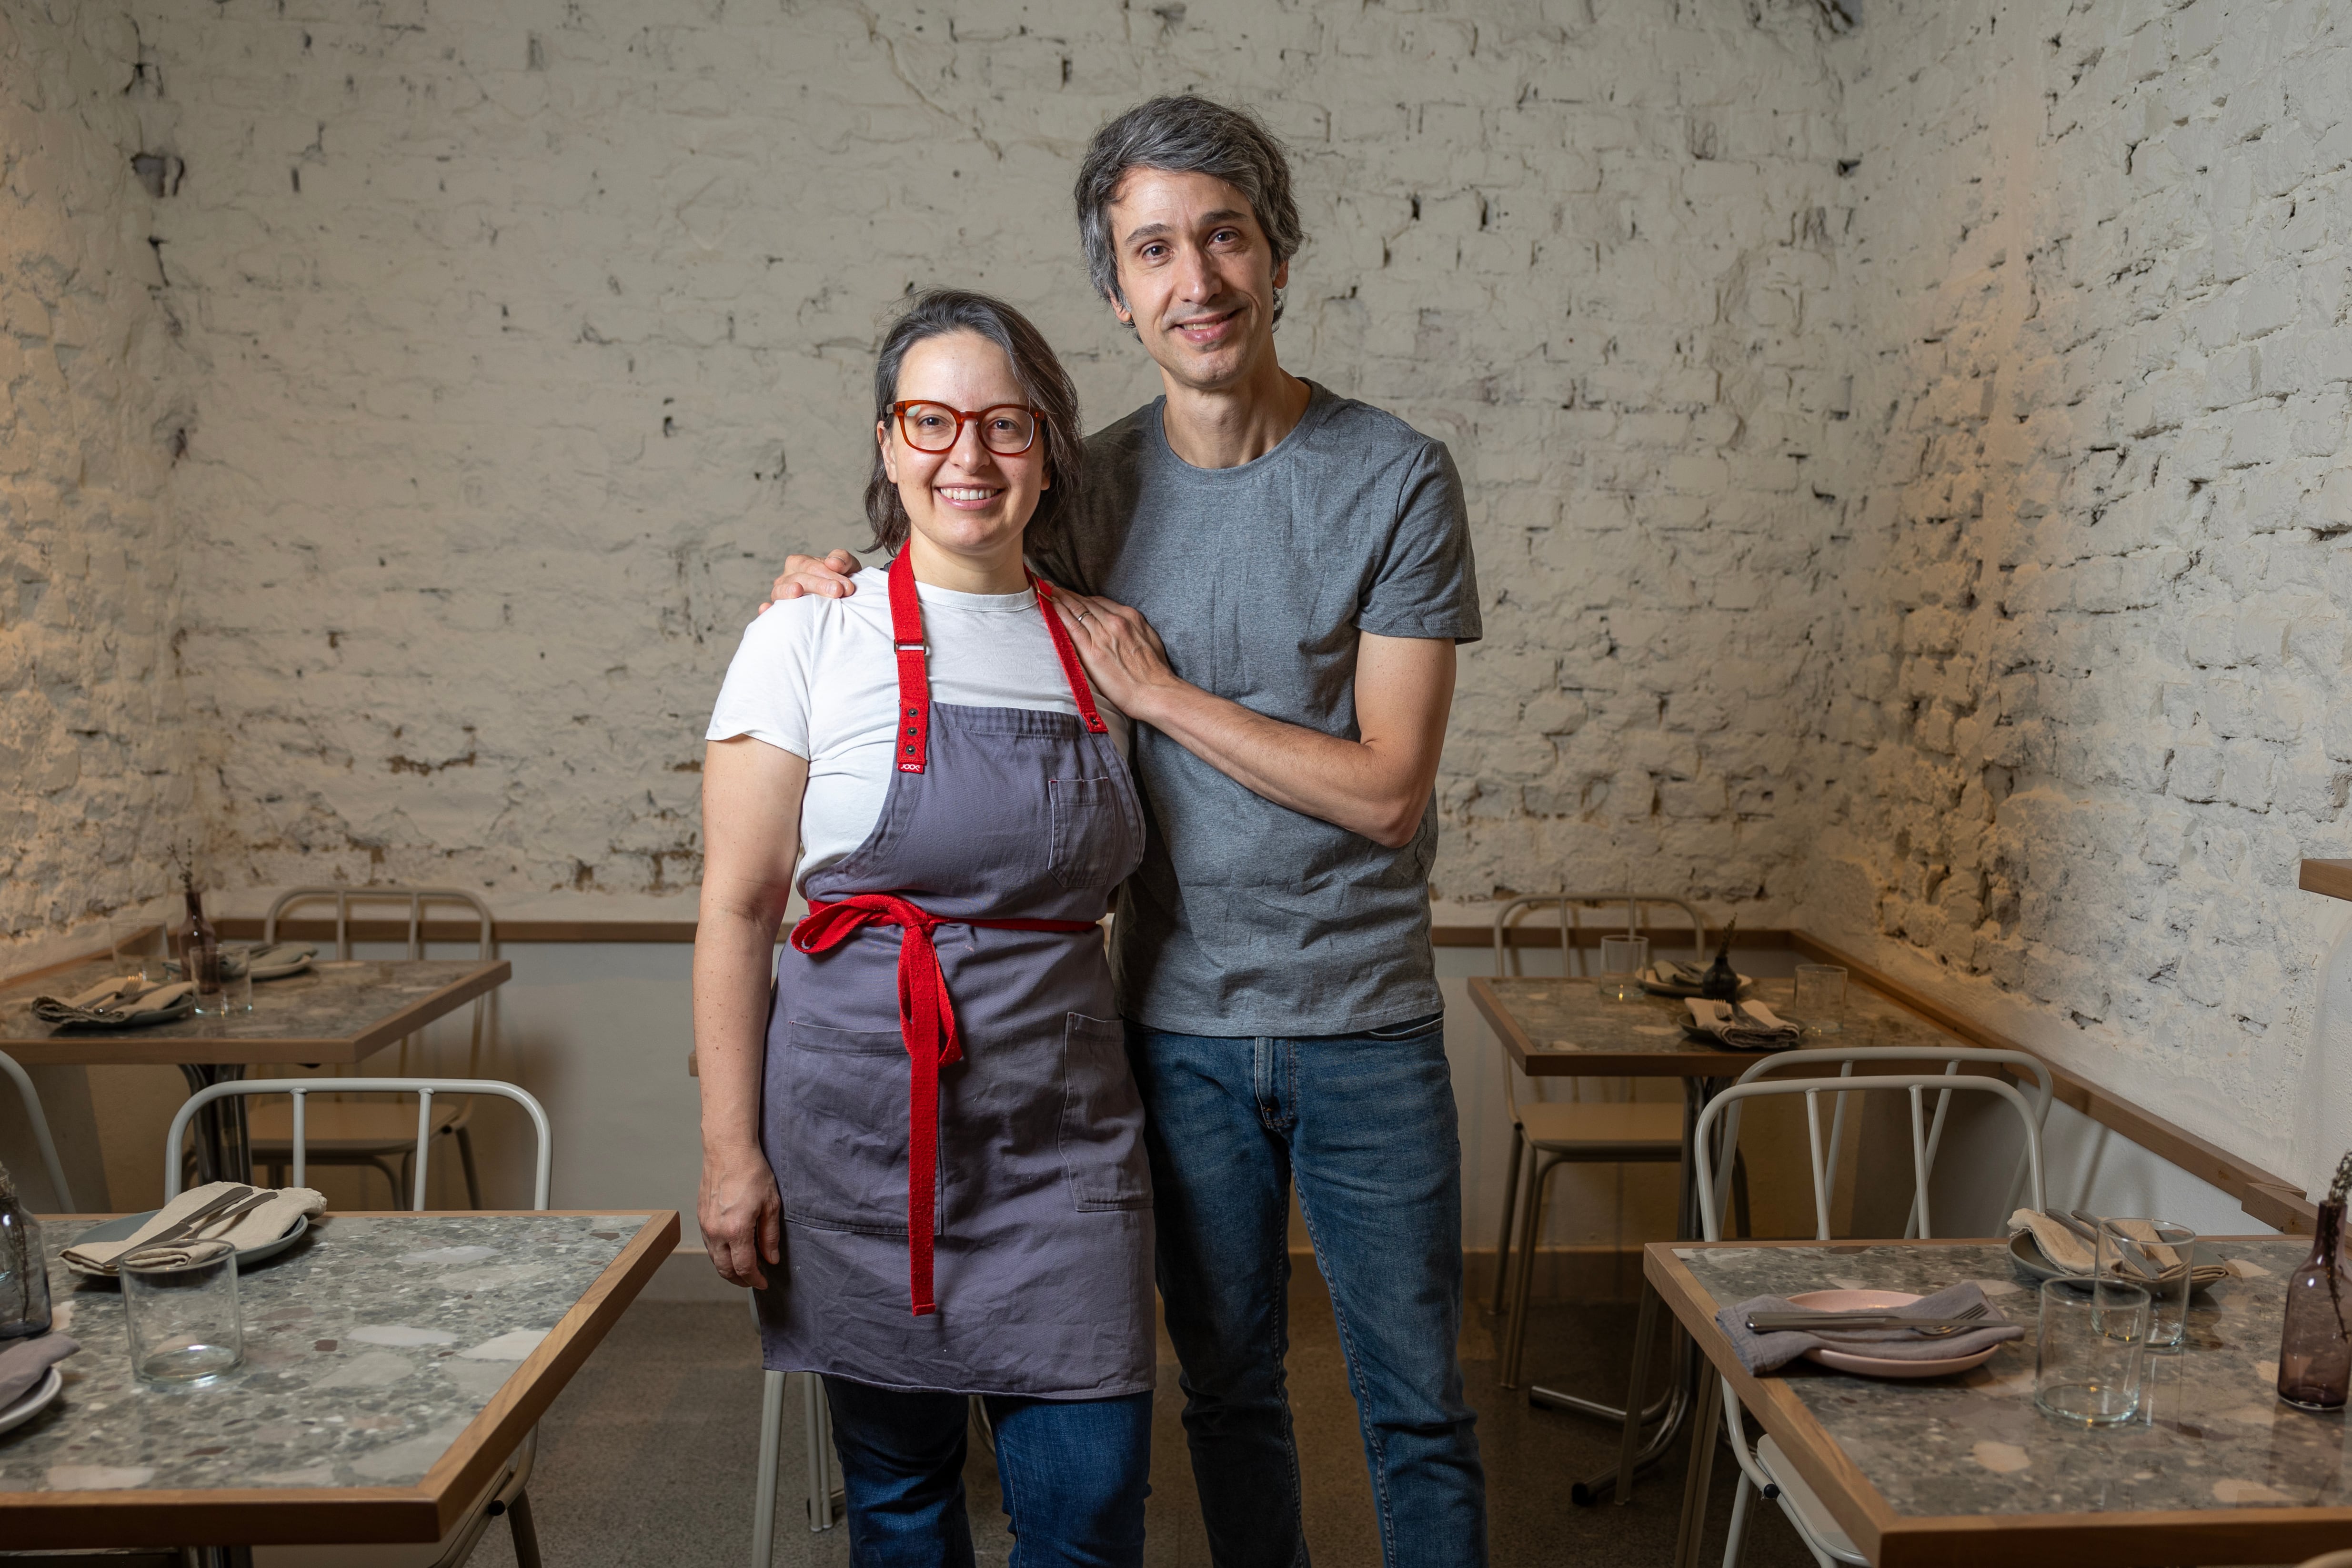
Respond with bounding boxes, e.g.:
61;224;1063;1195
760;549;862;613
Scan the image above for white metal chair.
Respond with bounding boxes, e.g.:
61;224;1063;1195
1679;1072;2047;1568
0;1050;75;1211
251;888;501;1208
750;1332;845;1564
168;1077;553;1568
1489;895;1696;1393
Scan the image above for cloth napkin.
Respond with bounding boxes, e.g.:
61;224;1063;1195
30;976;197;1031
61;1181;326;1275
1684;997;1801;1051
2007;1208;2232;1287
0;1332;78;1408
1717;1281;2023;1374
165;943;317;982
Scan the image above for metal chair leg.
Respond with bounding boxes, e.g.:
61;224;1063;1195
1613;1281;1663;1503
1672;1382;1727;1568
805;1371;839;1531
1499;1152;1556;1389
1490;1124;1527;1316
1722;1471;1755;1568
752;1367;785;1567
455;1126;483;1208
507;1490;543;1568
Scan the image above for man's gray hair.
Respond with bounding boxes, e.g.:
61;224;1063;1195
1074;95;1306;325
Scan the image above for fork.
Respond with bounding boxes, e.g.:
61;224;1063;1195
1748;1302;1991;1337
132;1185;256;1250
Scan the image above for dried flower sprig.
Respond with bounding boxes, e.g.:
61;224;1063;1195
2331;1150;2352;1208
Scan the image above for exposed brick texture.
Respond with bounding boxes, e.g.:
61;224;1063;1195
1808;0;2352;1188
7;0;2352;1189
0;1;196;940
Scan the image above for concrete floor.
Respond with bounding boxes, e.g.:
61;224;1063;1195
469;1266;1819;1568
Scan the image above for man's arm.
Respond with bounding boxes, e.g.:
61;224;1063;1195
693;735;808;1288
762;549;861;611
1052;591;1454;849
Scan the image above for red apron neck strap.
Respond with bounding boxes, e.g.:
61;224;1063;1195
1031;576;1110;736
887;552;931;774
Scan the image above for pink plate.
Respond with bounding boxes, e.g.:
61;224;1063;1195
1785;1289;2000;1379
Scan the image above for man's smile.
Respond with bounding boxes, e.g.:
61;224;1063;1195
1169;306;1245;346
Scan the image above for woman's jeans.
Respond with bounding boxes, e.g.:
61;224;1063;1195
1129;1015;1487;1568
824;1377;1152;1568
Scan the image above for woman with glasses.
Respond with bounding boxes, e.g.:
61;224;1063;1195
694;290;1153;1564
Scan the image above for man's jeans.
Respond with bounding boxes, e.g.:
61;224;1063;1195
1129;1015;1487;1568
824;1377;1153;1568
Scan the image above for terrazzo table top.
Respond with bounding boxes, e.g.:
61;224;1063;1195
0;957;510;1065
1470;974;1959;1075
0;1208;678;1548
1654;1235;2352;1566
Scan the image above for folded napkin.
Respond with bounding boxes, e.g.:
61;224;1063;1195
0;1332;78;1408
1718;1281;2023;1374
1684;997;1801;1051
62;1181;325;1275
165;942;318;982
2007;1208;2232;1287
31;975;196;1032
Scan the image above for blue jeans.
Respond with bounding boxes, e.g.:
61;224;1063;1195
823;1377;1152;1568
1129;1015;1486;1568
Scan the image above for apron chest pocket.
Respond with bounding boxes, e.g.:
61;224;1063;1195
1047;776;1126;890
1060;1013;1151;1210
779;1020;913;1236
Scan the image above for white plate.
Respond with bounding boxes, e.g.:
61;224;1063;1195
1786;1289;2001;1378
0;1364;64;1438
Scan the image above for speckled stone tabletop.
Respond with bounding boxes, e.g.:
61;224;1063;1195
0;1213;648;1495
1677;1236;2351;1519
1475;975;1957;1075
0;958;506;1063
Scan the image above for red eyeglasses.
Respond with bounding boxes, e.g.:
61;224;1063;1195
887;401;1045;456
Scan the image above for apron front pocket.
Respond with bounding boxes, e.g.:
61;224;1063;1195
1059;1013;1151;1210
1047;776;1128;890
781;1020;913;1236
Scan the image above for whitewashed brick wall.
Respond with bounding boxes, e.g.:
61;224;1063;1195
0;1;196;942
1809;0;2352;1189
10;0;2352;1194
100;0;1848;917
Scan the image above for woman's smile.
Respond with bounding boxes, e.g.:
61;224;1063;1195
935;483;1005;509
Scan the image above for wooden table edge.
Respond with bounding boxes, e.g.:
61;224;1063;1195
5;1208;681;1548
0;959;513;1064
1643;1240;1902;1559
1465;975;1758;1076
1648;1237;2352;1568
417;1207;680;1535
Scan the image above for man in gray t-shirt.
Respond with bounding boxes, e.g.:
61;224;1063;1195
773;96;1487;1568
1029;382;1479;1035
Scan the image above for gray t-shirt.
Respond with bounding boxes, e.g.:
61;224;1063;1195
1029;381;1481;1036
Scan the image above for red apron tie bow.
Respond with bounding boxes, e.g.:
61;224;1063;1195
791;894;1099;1315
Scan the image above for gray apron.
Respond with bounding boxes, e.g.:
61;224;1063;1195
754;552;1155;1398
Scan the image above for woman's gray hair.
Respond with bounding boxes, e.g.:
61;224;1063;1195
1074;95;1305;325
864;290;1084;556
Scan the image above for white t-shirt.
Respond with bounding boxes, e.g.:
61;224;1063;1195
705;567;1131;895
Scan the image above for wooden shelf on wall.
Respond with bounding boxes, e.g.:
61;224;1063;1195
2300;860;2352;902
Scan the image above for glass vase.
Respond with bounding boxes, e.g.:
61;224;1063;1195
0;1172;51;1341
2278;1198;2351;1410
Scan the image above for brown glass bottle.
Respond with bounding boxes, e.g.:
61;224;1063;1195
2278;1198;2350;1410
181;876;222;999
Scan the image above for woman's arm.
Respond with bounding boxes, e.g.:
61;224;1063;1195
694;735;810;1288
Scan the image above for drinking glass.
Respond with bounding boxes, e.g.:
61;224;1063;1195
2035;1275;2151;1426
1597;935;1649;1002
123;1243;243;1386
2096;1218;2196;1352
108;917;166;982
1793;964;1848;1034
197;966;252;1017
